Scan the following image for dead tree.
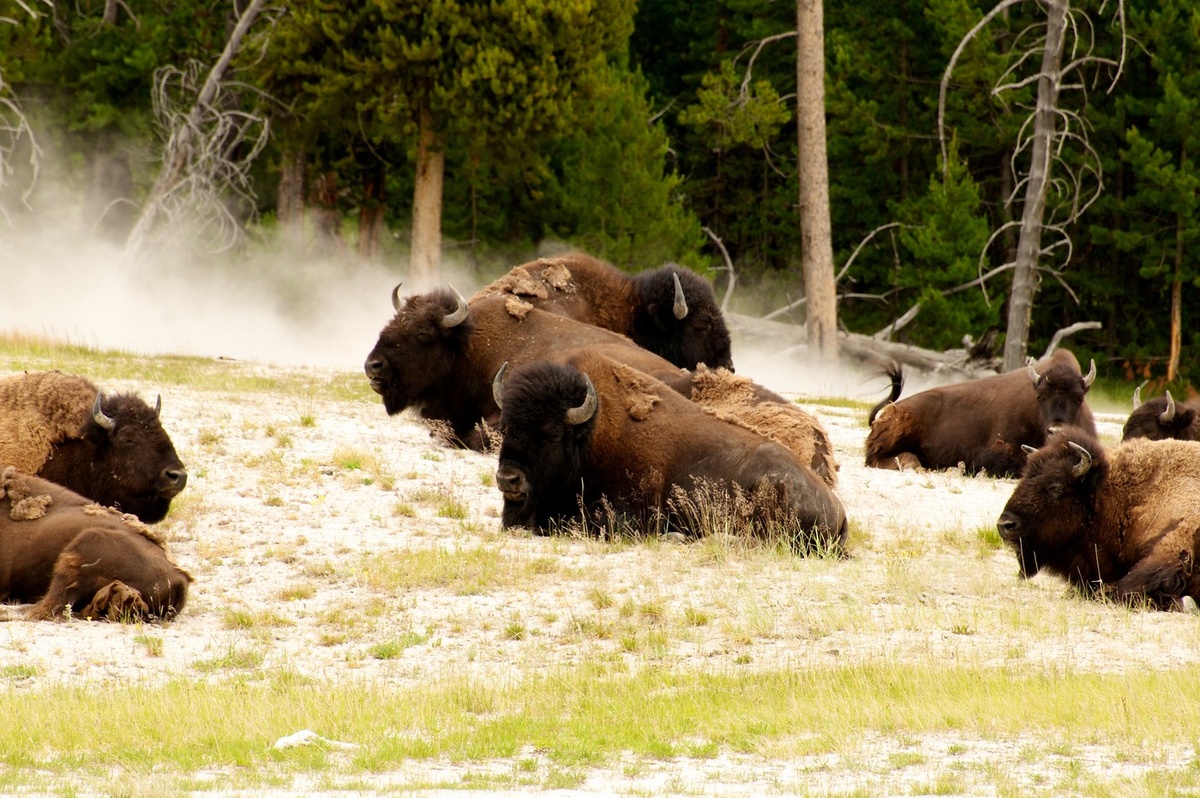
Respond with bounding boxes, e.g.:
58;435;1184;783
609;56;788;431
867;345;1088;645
0;0;51;221
124;0;273;258
939;0;1126;372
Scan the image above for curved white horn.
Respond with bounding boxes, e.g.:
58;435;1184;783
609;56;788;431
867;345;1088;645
672;272;688;320
1133;381;1146;410
1161;390;1177;424
492;362;509;410
1082;359;1097;389
1067;441;1093;479
92;393;116;431
565;375;598;426
440;285;470;328
391;282;403;311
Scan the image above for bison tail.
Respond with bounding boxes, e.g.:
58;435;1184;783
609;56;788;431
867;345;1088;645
867;362;904;426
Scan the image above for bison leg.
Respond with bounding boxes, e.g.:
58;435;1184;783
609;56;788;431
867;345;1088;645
81;580;151;621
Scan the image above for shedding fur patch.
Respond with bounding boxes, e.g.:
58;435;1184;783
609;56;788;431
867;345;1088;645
82;503;169;548
610;363;660;421
503;296;535;319
0;371;99;474
0;466;54;520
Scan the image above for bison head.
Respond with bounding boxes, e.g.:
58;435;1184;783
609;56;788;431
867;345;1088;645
1123;389;1197;442
997;426;1108;579
363;285;474;416
44;392;188;523
1029;354;1096;432
630;266;734;371
493;361;599;530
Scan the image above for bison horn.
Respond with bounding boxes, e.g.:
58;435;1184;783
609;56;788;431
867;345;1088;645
1067;441;1093;478
1161;390;1177;424
391;282;404;311
154;395;162;417
1027;363;1043;386
1021;444;1038;455
440;285;470;328
565;374;598;426
1082;359;1097;389
672;272;688;320
492;362;509;410
1133;380;1146;409
92;393;116;431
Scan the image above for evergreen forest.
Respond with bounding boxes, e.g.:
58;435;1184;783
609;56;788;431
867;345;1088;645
0;0;1196;385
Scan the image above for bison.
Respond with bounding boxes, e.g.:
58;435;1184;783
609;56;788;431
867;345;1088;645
363;287;694;449
0;467;192;621
0;371;188;522
996;426;1200;609
491;351;847;553
864;348;1098;476
1122;387;1200;442
473;253;734;371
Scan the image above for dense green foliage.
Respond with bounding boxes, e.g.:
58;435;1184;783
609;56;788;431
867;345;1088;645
1;0;1197;381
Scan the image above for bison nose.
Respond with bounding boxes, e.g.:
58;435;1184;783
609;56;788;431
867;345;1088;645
160;467;188;499
495;465;526;500
364;357;386;379
997;512;1019;542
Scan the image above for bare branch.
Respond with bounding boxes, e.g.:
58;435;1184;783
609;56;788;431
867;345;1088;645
703;226;737;314
872;263;1016;340
736;31;798;104
1042;321;1101;357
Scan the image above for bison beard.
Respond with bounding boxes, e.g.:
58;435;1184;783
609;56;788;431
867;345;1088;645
494;356;847;553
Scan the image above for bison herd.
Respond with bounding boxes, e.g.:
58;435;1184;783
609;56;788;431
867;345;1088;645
4;251;1200;620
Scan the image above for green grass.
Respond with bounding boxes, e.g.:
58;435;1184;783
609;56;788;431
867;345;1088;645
1;663;1200;792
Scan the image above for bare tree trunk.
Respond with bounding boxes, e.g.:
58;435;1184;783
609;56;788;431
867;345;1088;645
1001;0;1066;372
795;0;838;362
277;148;306;249
410;98;444;283
358;160;385;261
1169;211;1183;382
123;0;267;257
310;169;343;255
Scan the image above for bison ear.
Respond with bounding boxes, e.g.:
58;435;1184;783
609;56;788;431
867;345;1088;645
92;393;116;431
1067;441;1093;479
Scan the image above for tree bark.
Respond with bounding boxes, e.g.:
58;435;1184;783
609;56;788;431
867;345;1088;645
1169;211;1183;382
410;98;444;284
310;169;343;255
277;148;306;250
358;159;386;261
795;0;838;362
1001;0;1067;372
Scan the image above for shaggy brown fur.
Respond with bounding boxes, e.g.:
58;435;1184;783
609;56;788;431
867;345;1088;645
0;370;96;473
687;365;839;488
0;467;191;621
494;351;847;552
998;428;1200;609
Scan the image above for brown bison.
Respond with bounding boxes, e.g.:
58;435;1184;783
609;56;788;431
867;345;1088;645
0;371;188;522
491;351;847;553
363;287;694;449
0;467;192;621
1122;387;1200;442
864;349;1097;476
997;426;1200;610
473;253;734;371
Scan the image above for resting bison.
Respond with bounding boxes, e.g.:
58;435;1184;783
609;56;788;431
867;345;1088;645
997;427;1200;609
364;286;697;449
1122;387;1200;442
864;349;1097;476
0;371;188;522
0;468;191;621
492;351;847;553
473;253;734;371
685;364;839;488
